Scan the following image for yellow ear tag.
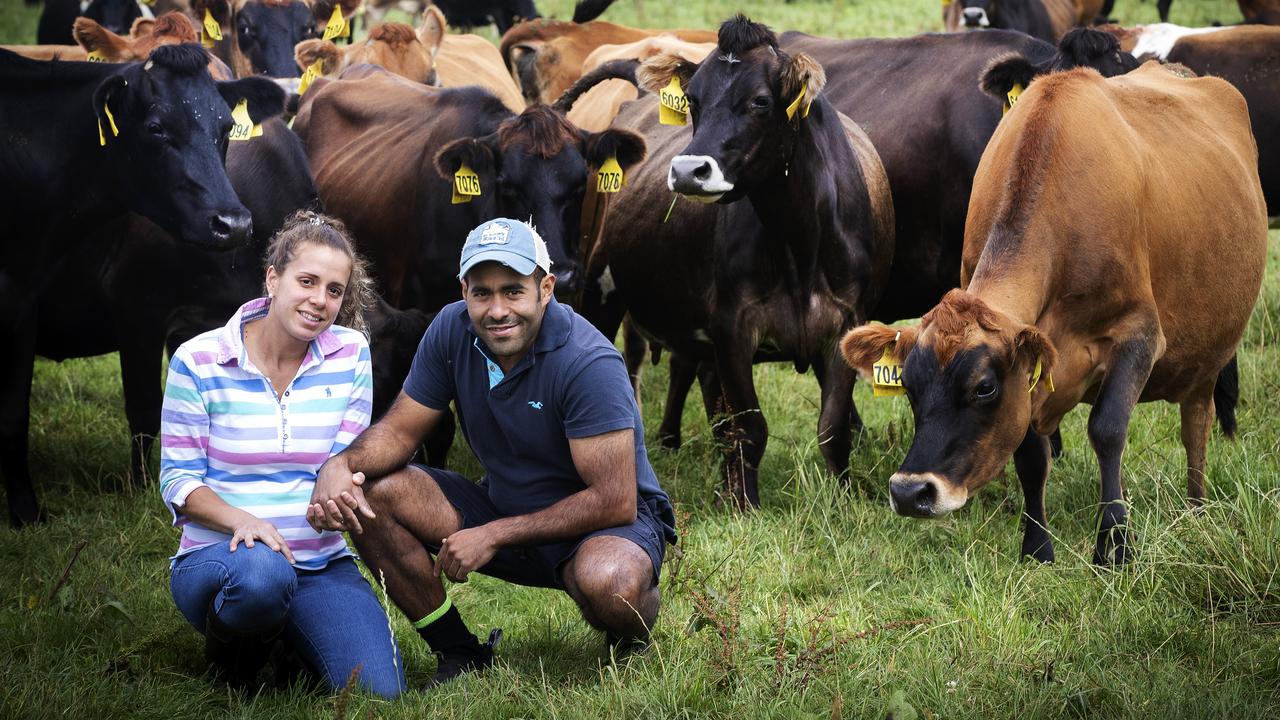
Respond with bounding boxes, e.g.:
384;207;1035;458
98;101;120;146
202;9;222;41
596;155;624;193
872;341;906;397
140;0;156;6
658;76;689;126
322;5;347;42
228;98;263;141
86;50;107;63
1029;355;1054;394
1003;82;1023;116
298;59;323;95
785;85;809;121
452;163;482;204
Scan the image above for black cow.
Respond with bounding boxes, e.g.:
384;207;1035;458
0;44;285;526
590;16;896;509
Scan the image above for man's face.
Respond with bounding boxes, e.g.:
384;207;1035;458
462;262;556;369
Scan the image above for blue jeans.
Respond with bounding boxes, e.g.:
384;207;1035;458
170;543;405;698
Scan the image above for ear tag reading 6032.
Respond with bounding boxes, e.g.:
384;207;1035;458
659;76;688;126
452;163;481;204
323;5;347;42
1003;82;1023;116
872;343;905;397
596;155;624;193
229;98;263;141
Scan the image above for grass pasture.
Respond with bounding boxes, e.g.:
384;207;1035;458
3;0;1279;717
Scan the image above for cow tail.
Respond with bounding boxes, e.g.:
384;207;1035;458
551;59;641;115
1214;354;1239;439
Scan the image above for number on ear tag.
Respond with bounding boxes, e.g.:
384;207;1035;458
596;155;624;193
872;345;905;397
452;164;482;204
322;5;347;42
229;98;263;141
659;76;689;126
86;50;107;63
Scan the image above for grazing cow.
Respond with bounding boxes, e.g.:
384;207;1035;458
292;66;644;312
840;61;1265;565
500;18;715;105
596;16;895;508
944;0;1106;42
0;44;286;526
193;0;359;78
629;28;1139;453
294;14;445;85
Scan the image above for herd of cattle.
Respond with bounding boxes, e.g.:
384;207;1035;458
3;0;1277;565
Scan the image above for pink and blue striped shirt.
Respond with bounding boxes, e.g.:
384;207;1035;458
160;297;372;570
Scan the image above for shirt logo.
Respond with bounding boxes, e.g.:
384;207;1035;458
527;401;543;410
479;222;511;245
325;387;332;397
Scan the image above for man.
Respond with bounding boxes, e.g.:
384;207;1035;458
308;218;677;687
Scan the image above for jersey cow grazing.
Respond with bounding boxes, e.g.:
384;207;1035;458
293;66;644;311
0;44;286;526
194;0;359;78
840;61;1266;565
945;0;1105;42
597;16;895;509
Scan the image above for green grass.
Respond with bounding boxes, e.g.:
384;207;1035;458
3;0;1278;718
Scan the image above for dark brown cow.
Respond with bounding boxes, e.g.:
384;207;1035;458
840;61;1266;564
945;0;1105;42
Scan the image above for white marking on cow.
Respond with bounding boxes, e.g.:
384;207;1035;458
1130;23;1228;61
598;264;616;303
962;8;991;28
693;329;713;345
719;52;740;64
668;155;735;197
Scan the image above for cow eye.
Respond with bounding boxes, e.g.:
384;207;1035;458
750;95;770;110
974;378;998;401
146;121;165;137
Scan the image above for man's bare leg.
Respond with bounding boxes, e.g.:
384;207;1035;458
561;535;660;647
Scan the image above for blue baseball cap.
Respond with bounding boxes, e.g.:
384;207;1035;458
458;218;553;279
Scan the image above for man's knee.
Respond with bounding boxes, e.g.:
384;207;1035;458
363;466;419;510
568;538;656;612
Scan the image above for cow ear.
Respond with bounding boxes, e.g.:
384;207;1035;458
295;38;342;75
840;323;918;375
434;136;497;180
73;17;128;57
636;53;697;94
191;0;232;29
418;5;447;59
129;17;156;38
218;76;286;124
980;52;1036;102
313;0;360;25
92;74;129;137
780;51;826;113
584;128;646;171
1014;324;1057;387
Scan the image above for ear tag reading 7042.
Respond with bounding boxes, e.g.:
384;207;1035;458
596;155;625;193
229;98;263;141
452;163;482;204
1003;82;1023;116
323;5;347;42
872;342;906;397
659;76;689;126
298;59;323;95
202;9;222;44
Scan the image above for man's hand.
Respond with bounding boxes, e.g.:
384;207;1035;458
308;460;376;534
434;526;500;583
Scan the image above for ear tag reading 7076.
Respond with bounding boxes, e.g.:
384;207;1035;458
872;339;905;397
659;76;689;126
596;155;625;193
452;163;482;204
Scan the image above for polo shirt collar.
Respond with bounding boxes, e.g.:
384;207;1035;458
215;296;344;366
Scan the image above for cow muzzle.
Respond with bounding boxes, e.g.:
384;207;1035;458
961;8;991;27
208;208;253;250
668;155;734;203
889;472;967;518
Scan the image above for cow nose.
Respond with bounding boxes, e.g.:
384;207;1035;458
890;479;937;518
555;264;580;293
668;154;733;198
209;210;252;249
962;8;988;26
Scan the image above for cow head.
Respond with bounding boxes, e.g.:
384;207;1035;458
96;43;286;248
952;0;998;29
638;15;825;204
195;0;340;78
434;104;645;295
981;28;1140;104
840;290;1057;518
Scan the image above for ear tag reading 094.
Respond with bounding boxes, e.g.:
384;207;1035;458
872;343;906;397
323;5;347;42
1003;82;1023;116
229;98;263;141
452;163;482;204
596;155;624;193
659;76;689;126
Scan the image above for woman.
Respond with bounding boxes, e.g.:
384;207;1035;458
159;211;404;697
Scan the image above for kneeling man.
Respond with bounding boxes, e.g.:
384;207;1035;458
308;218;677;686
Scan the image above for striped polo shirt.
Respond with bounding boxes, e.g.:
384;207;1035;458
159;297;372;570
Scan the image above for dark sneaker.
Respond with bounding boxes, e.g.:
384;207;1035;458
424;628;502;689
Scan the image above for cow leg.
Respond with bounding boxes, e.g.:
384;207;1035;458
813;348;856;483
657;353;699;450
1179;380;1215;507
423;406;455;469
1157;0;1172;22
1087;335;1157;566
712;343;766;510
1;326;42;526
1013;427;1055;563
622;317;647;405
118;331;165;491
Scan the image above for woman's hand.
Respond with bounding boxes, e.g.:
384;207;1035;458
229;516;296;565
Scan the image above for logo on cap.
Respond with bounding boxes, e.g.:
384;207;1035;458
479;222;511;246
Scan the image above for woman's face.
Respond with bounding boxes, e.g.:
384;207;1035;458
264;241;352;343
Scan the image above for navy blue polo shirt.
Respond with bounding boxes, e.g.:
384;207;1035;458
403;297;675;539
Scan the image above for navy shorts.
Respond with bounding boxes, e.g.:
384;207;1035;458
417;465;669;590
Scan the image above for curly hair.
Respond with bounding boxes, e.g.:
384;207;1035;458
262;210;375;335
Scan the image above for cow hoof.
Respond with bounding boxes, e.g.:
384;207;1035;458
658;433;682;451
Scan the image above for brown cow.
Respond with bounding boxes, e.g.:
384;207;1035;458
434;31;527;113
560;35;714;132
193;0;359;77
840;61;1266;565
294;12;445;85
500;18;715;105
945;0;1105;42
